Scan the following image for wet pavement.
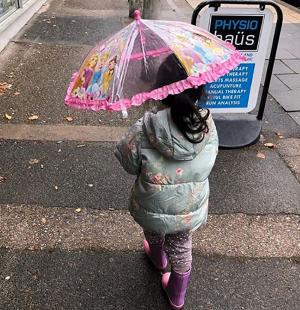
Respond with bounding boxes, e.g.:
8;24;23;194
0;0;299;309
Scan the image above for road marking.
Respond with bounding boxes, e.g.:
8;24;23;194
1;204;299;258
0;124;128;142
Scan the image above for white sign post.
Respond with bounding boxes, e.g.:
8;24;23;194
191;0;282;148
197;7;273;113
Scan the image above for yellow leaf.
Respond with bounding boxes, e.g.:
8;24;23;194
276;132;284;139
264;142;275;148
4;113;12;120
256;152;266;159
29;159;39;165
28;115;39;120
75;208;82;213
0;82;12;95
65;116;73;122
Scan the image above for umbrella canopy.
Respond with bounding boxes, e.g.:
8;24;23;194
65;10;245;111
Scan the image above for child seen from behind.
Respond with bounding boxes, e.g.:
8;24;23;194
115;55;219;309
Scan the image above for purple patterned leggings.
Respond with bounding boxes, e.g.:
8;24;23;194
144;230;192;273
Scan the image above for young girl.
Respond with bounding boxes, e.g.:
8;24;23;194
115;55;218;309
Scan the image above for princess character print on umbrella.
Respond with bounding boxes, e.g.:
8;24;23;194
72;53;99;99
100;55;117;99
86;51;110;99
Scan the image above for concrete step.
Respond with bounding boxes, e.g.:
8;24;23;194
0;204;299;258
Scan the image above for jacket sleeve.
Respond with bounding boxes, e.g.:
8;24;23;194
114;118;143;175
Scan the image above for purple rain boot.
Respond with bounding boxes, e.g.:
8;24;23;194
161;269;191;310
143;239;168;271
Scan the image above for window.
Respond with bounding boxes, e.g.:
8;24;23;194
0;0;17;19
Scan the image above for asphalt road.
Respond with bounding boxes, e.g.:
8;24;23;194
0;140;299;214
1;249;299;310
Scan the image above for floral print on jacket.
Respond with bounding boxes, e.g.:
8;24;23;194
115;107;218;234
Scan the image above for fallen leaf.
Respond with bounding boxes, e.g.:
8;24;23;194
5;276;10;281
75;208;81;213
256;152;266;159
88;184;94;187
54;185;58;190
0;82;12;95
276;132;284;139
0;176;7;183
28;115;39;120
65;116;73;122
264;142;275;148
41;218;47;224
40;164;44;169
77;144;85;148
29;159;39;165
13;91;20;96
4;113;12;120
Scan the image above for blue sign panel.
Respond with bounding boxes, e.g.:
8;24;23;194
203;63;255;109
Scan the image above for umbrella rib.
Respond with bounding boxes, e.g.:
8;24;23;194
142;20;189;78
113;25;139;103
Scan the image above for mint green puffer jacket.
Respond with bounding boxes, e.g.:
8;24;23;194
115;107;218;234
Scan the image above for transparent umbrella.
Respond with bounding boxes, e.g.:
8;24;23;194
65;10;245;112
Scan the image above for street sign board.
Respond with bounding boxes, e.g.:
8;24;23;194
197;7;273;113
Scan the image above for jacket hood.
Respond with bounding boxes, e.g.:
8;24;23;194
143;108;209;160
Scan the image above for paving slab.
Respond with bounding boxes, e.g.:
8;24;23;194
282;59;300;73
272;60;295;75
289;111;300;125
270;89;300;112
286;46;300;59
274;48;299;59
0;42;147;127
277;73;300;89
0;140;299;214
268;75;290;92
0;249;299;310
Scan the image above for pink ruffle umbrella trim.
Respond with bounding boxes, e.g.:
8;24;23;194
65;50;246;112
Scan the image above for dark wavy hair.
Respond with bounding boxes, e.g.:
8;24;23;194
156;54;210;143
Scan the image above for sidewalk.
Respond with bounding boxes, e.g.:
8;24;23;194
0;0;299;309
